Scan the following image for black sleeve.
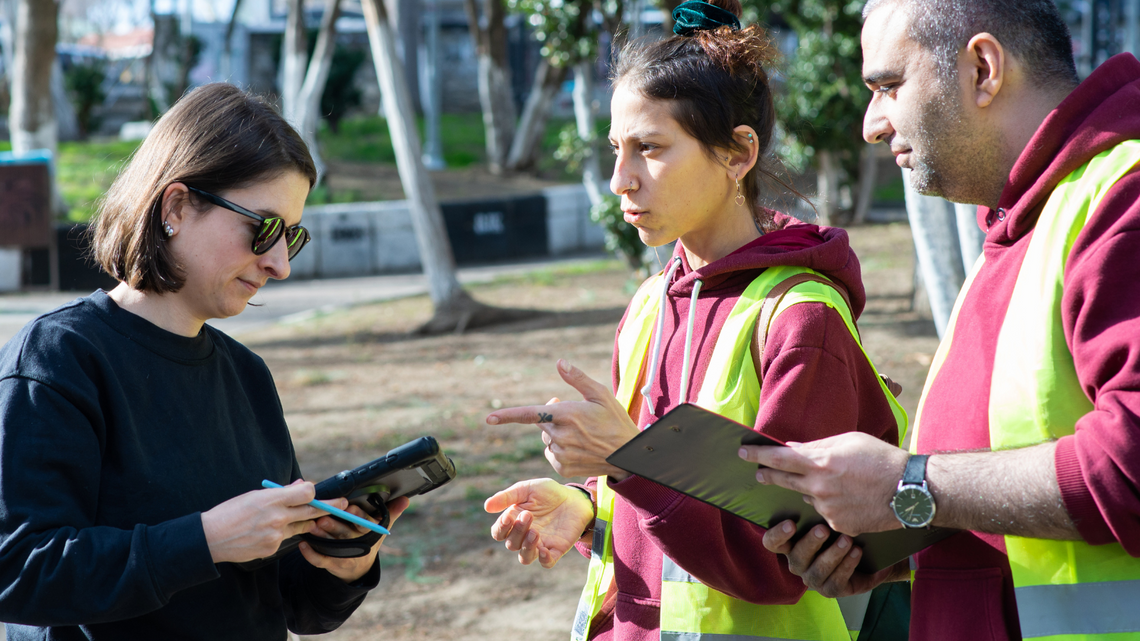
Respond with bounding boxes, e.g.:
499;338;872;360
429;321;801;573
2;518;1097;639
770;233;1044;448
277;549;381;634
0;377;220;626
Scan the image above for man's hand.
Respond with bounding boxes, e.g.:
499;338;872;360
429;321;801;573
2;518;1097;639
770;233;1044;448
763;520;907;598
739;431;908;535
485;478;595;568
486;360;640;480
299;496;410;583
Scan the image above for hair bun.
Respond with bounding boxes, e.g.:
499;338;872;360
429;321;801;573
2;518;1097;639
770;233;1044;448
672;0;741;36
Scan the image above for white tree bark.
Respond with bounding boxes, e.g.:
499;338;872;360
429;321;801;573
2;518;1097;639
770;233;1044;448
361;0;464;308
573;60;604;207
10;0;58;155
280;0;307;125
294;0;341;184
464;0;515;174
902;167;966;338
0;0;14;83
506;59;567;171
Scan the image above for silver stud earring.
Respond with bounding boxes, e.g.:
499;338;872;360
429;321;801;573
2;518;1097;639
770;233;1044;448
163;221;174;238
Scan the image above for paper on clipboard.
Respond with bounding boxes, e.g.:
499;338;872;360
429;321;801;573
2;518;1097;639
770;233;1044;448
605;403;955;573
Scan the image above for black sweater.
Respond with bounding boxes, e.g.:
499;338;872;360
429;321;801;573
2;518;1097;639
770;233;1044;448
0;291;378;640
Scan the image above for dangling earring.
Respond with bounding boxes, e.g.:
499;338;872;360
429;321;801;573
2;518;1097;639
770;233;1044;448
735;180;745;207
163;221;174;238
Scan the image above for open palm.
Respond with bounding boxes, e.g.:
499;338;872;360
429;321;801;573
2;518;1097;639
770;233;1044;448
485;478;595;568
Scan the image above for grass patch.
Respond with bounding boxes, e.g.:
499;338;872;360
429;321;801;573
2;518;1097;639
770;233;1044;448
318;113;489;168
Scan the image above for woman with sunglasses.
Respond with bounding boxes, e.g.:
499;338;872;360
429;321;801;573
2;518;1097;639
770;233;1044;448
0;83;405;640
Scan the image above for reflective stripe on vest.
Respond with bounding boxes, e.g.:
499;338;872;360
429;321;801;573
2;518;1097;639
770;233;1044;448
571;265;908;641
909;140;1140;640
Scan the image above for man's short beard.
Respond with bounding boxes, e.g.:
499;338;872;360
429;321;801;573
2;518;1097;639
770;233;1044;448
905;73;1005;206
907;76;963;198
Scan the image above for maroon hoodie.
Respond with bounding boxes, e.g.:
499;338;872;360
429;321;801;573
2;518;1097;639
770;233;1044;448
579;213;900;640
910;53;1140;641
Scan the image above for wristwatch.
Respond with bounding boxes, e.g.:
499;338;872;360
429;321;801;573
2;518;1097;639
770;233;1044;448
890;454;936;528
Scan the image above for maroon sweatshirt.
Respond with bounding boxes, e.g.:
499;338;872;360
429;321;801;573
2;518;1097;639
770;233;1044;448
911;53;1140;641
580;214;900;640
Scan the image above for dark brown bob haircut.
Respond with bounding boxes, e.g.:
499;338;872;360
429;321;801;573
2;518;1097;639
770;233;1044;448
91;83;317;293
611;0;798;228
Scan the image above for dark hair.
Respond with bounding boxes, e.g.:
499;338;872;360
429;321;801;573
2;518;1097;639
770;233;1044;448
863;0;1079;89
91;83;317;293
611;0;797;228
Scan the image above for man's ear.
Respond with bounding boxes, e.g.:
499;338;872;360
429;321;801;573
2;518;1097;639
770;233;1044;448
726;125;760;179
964;33;1005;109
161;182;192;232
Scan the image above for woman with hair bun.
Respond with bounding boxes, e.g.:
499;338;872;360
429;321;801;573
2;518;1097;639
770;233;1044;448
0;83;407;640
484;2;908;640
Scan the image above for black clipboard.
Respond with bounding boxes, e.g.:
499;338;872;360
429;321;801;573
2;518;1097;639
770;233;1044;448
606;403;955;573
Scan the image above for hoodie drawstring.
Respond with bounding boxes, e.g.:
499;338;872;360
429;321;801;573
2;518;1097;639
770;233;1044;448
678;278;703;405
640;257;702;416
641;258;681;416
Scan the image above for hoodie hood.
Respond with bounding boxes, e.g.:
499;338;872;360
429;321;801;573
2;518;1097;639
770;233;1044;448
665;211;868;319
984;53;1140;243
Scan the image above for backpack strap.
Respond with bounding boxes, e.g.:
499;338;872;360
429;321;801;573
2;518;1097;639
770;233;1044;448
747;272;902;399
750;272;856;368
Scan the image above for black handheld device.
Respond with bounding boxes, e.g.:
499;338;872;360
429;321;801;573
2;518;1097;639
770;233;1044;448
237;436;456;570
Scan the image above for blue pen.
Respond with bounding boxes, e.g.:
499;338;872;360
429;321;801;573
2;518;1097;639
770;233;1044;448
261;480;391;536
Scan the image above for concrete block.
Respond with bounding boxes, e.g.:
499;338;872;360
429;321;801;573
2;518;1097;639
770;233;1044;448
372;205;421;272
313;208;374;278
0;248;20;292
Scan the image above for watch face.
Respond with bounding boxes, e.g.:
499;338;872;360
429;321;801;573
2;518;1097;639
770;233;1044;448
892;486;936;527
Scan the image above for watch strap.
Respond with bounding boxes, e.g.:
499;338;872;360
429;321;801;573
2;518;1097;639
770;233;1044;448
902;454;929;486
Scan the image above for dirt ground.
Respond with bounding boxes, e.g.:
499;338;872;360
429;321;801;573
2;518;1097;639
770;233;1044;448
239;222;939;640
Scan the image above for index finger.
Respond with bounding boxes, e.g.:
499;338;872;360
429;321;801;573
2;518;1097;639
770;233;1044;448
737;444;815;474
262;480;317;506
486;404;560;427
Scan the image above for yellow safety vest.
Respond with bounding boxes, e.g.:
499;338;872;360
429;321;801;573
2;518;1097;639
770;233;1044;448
909;140;1140;640
572;265;909;641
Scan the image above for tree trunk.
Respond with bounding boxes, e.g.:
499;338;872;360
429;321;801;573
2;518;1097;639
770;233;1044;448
294;0;342;184
463;0;515;174
280;0;307;125
815;149;838;226
0;0;14;84
51;57;78;142
902;167;966;338
362;0;534;334
222;0;246;78
850;142;878;225
10;0;58;155
506;59;567;172
148;5;177;115
573;60;604;207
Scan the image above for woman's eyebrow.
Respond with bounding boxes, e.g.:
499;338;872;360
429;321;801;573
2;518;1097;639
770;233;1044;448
609;130;664;142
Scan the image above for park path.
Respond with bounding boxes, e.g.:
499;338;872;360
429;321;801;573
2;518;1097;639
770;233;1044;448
0;254;608;347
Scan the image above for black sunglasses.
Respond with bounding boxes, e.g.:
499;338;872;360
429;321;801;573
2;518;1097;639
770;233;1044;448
186;186;311;260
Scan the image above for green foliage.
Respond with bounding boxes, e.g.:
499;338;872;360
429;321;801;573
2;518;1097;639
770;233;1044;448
769;0;869;179
553;122;593;172
591;194;647;273
64;59;107;138
509;0;621;67
56;139;141;222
